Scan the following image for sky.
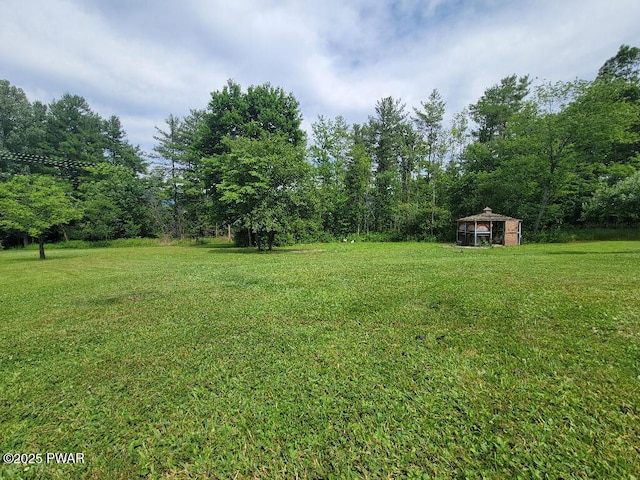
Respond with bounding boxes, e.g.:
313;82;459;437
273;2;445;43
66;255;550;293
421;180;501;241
1;0;639;155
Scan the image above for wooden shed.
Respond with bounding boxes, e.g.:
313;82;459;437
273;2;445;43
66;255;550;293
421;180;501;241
457;207;522;246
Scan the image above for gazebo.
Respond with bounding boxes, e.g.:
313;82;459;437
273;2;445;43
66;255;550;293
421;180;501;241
457;207;522;246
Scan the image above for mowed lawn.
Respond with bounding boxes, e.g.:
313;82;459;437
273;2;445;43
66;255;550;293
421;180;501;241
0;241;639;479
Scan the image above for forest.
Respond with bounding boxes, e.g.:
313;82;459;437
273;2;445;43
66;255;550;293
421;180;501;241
1;45;639;254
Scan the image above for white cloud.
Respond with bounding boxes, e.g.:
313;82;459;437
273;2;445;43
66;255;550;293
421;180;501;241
1;0;639;153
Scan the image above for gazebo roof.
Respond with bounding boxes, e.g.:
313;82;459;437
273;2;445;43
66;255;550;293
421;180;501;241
458;207;520;222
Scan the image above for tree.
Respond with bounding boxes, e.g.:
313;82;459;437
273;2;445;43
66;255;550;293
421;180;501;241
0;80;32;154
197;79;304;157
143;166;174;237
309;115;350;236
598;44;640;82
103;115;146;173
179;109;213;239
73;164;153;240
413;89;448;234
344;124;373;235
196;80;308;247
44;94;104;165
153;114;188;237
367;97;410;231
0;80;46;177
593;45;640;185
523;81;585;233
562;77;640;223
443;109;472;221
24;101;49;157
469;74;531;145
461;80;586;233
0;175;81;259
414;89;446;173
205;134;311;249
582;170;640;226
153;109;211;239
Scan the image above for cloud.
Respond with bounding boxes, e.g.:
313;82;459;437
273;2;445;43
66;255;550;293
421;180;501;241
1;0;639;154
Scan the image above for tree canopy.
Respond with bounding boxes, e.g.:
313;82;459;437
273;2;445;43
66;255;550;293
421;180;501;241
0;175;81;258
197;80;310;248
1;44;639;250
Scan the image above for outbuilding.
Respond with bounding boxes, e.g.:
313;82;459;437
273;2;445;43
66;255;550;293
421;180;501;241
457;207;522;246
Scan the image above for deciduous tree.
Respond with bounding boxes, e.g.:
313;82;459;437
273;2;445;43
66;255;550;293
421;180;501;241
582;170;640;226
205;134;311;249
344;124;373;235
74;164;152;240
0;175;81;258
309;115;350;236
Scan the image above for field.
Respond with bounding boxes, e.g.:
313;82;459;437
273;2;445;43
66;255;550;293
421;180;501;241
1;241;639;479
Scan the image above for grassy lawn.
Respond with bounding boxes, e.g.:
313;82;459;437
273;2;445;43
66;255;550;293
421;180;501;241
1;241;639;479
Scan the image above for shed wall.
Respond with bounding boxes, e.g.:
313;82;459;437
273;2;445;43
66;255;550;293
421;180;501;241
504;220;521;246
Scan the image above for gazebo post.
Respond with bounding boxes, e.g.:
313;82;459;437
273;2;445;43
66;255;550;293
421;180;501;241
518;221;522;245
474;220;478;246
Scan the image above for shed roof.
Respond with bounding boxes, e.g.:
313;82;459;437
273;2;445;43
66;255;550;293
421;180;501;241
458;207;521;222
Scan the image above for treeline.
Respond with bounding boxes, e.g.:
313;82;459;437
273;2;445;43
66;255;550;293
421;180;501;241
1;45;639;251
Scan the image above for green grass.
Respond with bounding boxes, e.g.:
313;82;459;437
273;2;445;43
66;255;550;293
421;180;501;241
1;241;639;479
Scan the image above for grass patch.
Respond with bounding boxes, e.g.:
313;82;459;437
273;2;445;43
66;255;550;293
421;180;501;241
1;242;639;478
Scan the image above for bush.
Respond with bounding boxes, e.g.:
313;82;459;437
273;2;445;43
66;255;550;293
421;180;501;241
582;171;640;226
353;232;396;242
524;228;571;243
562;227;640;241
523;226;640;243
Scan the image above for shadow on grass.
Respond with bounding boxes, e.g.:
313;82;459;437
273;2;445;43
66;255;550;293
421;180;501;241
200;244;260;254
0;253;82;263
184;241;236;249
204;244;325;255
545;249;640;255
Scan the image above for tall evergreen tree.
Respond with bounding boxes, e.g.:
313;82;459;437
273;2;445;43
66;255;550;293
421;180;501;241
45;94;104;165
367;96;409;231
469;74;531;145
103;115;146;173
153;114;188;237
0;80;32;155
413;89;447;234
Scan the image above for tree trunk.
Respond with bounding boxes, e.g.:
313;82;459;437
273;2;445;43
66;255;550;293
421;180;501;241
431;182;436;236
534;150;562;235
533;182;551;235
38;235;46;260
